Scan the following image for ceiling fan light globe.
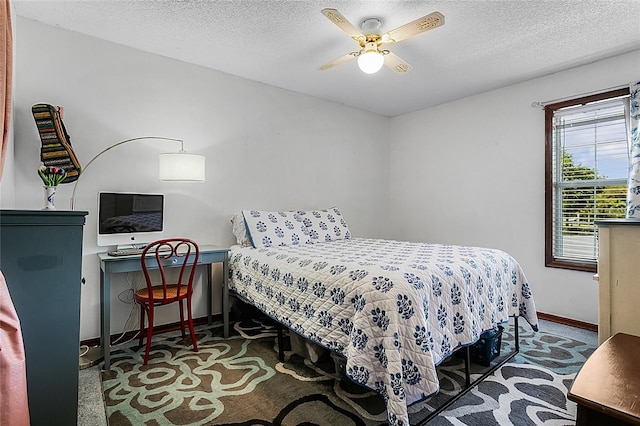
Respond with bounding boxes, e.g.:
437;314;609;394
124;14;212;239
358;51;384;74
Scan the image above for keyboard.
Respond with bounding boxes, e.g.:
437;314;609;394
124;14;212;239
107;248;144;257
107;247;174;257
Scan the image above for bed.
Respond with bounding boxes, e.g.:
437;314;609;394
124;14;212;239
228;208;538;426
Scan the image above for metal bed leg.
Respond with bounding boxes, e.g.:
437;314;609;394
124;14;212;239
276;324;285;362
514;316;519;352
464;347;471;388
417;316;521;425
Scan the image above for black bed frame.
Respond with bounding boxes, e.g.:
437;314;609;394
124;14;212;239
232;290;521;424
274;316;521;425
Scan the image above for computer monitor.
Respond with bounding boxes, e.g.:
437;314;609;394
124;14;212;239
97;192;165;247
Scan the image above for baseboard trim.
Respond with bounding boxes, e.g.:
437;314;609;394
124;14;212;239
537;311;598;332
80;314;221;348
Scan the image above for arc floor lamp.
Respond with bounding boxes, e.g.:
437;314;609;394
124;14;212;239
70;136;205;209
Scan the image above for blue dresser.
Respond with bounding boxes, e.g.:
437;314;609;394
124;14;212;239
0;209;87;426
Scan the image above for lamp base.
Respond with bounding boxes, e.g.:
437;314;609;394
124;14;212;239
79;346;104;370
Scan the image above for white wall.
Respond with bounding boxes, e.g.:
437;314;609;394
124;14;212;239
11;17;640;337
389;49;640;325
12;18;391;340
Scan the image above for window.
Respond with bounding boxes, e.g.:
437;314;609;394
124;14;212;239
545;88;630;272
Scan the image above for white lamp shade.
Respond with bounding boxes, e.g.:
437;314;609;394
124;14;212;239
358;51;384;74
159;152;206;181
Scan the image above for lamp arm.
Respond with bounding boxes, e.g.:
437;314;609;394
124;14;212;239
70;136;183;209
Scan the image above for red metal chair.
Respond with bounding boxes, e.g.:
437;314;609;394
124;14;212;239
134;238;200;365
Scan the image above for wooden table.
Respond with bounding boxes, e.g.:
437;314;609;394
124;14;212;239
568;333;640;425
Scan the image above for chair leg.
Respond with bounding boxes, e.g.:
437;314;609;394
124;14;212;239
186;297;198;352
143;305;155;365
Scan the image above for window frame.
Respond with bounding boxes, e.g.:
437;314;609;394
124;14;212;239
544;87;630;272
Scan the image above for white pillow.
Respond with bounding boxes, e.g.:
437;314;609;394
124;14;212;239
230;212;251;247
242;207;351;248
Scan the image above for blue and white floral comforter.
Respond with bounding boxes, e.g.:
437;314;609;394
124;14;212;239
228;238;538;425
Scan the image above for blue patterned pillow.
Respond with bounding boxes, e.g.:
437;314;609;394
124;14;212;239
242;207;351;248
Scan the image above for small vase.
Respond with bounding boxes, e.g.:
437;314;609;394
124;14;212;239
43;186;56;210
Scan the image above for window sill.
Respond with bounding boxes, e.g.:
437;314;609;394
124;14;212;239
545;258;597;273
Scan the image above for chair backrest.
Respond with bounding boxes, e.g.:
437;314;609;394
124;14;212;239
140;238;200;303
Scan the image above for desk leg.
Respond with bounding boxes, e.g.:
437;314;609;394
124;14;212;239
101;266;112;370
223;254;229;338
207;263;213;325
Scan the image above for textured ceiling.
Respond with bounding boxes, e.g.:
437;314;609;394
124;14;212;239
13;0;640;117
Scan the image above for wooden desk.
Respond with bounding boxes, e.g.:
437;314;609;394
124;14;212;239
568;333;640;425
98;245;229;369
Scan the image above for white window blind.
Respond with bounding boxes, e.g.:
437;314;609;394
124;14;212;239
551;97;628;263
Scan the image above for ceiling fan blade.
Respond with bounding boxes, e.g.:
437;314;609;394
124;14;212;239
382;11;444;44
321;8;365;43
318;52;357;71
384;51;412;73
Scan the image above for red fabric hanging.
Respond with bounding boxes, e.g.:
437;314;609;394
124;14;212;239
0;0;13;182
0;270;30;426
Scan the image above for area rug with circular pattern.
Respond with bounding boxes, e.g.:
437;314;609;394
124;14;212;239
101;318;595;425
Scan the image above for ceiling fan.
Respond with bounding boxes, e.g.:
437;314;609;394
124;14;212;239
318;8;445;74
